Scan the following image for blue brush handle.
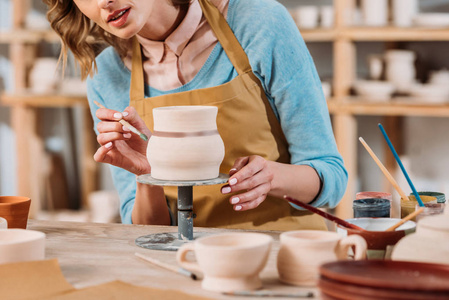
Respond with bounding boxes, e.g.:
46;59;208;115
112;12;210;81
378;123;424;207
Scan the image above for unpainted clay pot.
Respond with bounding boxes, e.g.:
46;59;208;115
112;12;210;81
0;229;45;264
176;232;272;292
0;196;31;229
147;106;225;181
391;214;449;265
277;230;367;286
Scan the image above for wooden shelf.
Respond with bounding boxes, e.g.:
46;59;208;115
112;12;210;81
301;29;337;42
342;27;449;41
328;98;449;117
0;29;60;43
1;93;88;108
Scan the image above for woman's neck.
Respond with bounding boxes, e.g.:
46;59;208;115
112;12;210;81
138;2;189;41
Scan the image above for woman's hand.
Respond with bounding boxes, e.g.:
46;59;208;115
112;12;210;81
221;155;275;211
94;106;152;175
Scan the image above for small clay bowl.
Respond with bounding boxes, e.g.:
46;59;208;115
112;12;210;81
337;218;416;259
0;196;31;229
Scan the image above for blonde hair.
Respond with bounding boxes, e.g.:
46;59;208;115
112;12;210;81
43;0;191;79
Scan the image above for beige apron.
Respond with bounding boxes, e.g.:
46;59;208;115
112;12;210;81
129;0;326;231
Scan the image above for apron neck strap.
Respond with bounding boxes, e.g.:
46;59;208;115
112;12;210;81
198;0;252;75
130;36;145;101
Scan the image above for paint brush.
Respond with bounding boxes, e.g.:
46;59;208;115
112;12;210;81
385;207;425;232
284;196;366;231
359;137;410;202
135;252;197;280
223;290;314;298
378;123;424;207
93;101;148;141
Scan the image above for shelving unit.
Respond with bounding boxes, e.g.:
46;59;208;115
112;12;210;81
2;0;449;220
0;0;98;217
302;0;449;218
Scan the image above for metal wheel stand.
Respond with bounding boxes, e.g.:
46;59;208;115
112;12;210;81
134;173;229;251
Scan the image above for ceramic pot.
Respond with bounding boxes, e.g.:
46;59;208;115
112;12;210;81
337;218;416;260
361;0;388;27
277;230;367;286
29;58;59;94
147;106;225;181
176;232;272;292
0;217;7;229
0;196;31;229
392;0;418;27
385;50;416;93
392;214;449;265
0;229;45;264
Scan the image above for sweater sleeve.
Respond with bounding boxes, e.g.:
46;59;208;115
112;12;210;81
86;49;136;224
230;0;348;208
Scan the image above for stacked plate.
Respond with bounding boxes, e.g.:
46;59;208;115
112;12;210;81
318;260;449;300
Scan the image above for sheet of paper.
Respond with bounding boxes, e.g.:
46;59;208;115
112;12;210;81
0;259;74;300
0;259;211;300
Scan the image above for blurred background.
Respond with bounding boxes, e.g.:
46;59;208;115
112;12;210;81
1;0;449;223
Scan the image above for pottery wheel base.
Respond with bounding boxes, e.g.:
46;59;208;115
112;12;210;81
135;232;211;251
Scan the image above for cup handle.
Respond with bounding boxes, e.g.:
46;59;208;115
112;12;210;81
176;243;202;273
338;234;367;260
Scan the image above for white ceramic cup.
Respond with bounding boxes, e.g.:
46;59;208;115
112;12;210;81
320;6;334;28
361;0;388;27
177;232;272;292
392;0;418;27
295;6;319;29
277;230;367;286
0;217;7;229
0;229;45;264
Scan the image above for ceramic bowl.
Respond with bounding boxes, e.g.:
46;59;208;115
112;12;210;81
337;218;416;259
409;83;449;103
0;217;7;229
0;229;46;264
353;80;395;102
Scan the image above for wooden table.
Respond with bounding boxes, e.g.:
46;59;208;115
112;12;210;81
28;220;320;299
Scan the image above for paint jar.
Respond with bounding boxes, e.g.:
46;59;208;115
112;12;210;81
353;198;391;218
400;195;437;220
356;191;392;201
410;191;446;204
415;203;445;222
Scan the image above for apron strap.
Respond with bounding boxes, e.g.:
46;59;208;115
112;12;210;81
130;37;145;102
198;0;252;75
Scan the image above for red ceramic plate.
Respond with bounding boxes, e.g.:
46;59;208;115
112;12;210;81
319;260;449;292
318;276;449;300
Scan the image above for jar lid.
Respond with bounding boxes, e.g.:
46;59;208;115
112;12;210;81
418;214;449;232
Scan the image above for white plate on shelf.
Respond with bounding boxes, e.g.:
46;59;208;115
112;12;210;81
413;13;449;28
408;83;449;103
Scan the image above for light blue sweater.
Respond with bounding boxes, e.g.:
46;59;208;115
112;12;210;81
87;0;348;224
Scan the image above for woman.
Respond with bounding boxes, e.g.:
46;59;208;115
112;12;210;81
44;0;347;230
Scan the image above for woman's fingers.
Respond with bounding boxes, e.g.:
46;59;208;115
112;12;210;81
97;131;131;146
97;121;128;134
93;142;114;163
95;107;124;121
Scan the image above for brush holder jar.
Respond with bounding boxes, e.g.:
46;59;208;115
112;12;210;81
147;106;225;181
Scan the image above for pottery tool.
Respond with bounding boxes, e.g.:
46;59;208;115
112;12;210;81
93;101;148;141
135;252;197;280
358;137;410;202
385;207;424;232
378;123;424;207
223;290;314;298
284;196;366;231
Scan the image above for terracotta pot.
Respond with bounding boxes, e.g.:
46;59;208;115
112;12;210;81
277;230;367;286
177;232;272;292
337;217;416;259
0;229;45;264
147;106;225;180
0;196;31;229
